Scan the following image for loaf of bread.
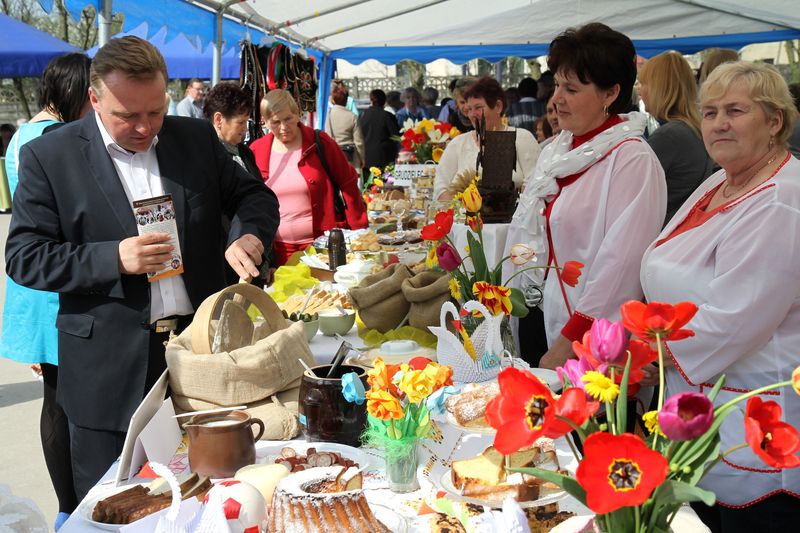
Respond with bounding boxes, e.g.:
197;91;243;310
444;382;500;427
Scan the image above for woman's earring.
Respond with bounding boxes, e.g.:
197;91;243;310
769;137;774;149
603;105;608;117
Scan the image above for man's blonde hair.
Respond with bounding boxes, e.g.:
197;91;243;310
91;36;168;94
260;89;300;120
700;61;797;146
638;51;702;136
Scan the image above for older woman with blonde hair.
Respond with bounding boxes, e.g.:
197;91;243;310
250;89;367;265
641;61;800;532
638;51;714;222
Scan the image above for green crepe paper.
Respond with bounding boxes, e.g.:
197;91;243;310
271;263;317;302
360;326;438;349
432;497;472;531
361;410;431;461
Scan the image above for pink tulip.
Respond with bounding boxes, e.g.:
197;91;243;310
557;356;595;398
436;242;462;272
589;319;627;368
658;392;714;441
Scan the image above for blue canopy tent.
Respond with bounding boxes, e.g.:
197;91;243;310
38;0;800;127
87;23;242;79
0;12;80;77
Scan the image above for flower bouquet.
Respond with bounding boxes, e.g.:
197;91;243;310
398;118;460;163
485;300;800;532
422;179;583;322
362;357;455;492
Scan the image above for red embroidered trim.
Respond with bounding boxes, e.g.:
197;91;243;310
720;455;781;474
716;489;800;509
668;344;779;395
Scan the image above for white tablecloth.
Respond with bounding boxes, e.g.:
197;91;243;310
449;222;510;268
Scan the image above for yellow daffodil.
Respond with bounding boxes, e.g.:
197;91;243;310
370;166;382;177
472;281;513;316
449;126;460;138
449;277;461;299
398;364;437;404
432;146;444;163
366;389;404;420
418;118;435;133
643;410;666;437
461;182;482;212
582;371;620;403
426;246;438;268
374;178;384;187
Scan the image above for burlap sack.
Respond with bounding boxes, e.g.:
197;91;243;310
401;270;453;330
347;263;413;332
165;320;314;440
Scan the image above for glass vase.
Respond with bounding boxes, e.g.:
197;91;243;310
385;441;420;493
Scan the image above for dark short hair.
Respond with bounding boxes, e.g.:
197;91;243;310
38;53;92;123
0;123;15;134
547;23;636;114
464;77;506;113
538;71;555;88
187;78;203;86
369;89;387;107
517;77;537;98
403;87;421;103
202;82;252;120
386;90;402;107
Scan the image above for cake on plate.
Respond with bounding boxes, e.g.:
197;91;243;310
268;466;390;532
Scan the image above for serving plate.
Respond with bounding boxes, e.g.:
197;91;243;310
436;469;566;509
76;483;153;530
255;440;382;472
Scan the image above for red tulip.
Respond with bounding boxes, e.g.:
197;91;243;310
421;209;454;241
620;300;698;342
486;368;598;455
744;396;800;468
576;432;669;514
466;213;483;233
561;261;583;287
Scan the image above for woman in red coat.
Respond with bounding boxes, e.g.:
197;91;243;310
250;89;368;265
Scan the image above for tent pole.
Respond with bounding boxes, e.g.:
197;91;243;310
98;0;113;47
270;0;372;31
213;9;223;86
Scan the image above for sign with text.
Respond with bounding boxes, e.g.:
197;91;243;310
392;164;436;187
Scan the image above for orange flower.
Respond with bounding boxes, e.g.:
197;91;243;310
432;146;444;163
620;300;698;342
367;358;401;396
466;214;483;233
366;389;404;420
560;261;583;287
423;362;454;389
472;281;513;316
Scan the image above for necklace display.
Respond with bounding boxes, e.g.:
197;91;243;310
721;150;778;199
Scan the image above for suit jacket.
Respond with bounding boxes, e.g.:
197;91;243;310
5;113;280;431
358;106;400;169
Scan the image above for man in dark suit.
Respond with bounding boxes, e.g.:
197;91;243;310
4;36;279;501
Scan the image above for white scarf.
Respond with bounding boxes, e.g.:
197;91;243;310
503;112;648;297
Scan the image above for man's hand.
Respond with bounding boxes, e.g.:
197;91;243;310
118;233;174;275
539;334;575;370
225;234;264;281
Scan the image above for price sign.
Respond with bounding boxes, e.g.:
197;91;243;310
393;164;435;187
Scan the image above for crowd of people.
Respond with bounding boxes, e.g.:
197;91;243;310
2;22;800;533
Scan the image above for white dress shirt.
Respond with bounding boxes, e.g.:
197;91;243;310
95;113;194;323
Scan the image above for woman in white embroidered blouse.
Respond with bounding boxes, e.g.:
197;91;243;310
640;61;800;530
504;23;667;367
433;76;540;202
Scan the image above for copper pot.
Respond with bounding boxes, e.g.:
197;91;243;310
185;410;264;478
